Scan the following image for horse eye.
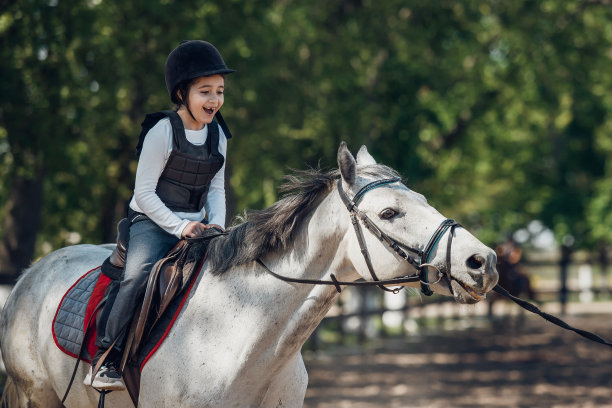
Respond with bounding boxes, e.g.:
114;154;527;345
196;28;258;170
379;208;397;220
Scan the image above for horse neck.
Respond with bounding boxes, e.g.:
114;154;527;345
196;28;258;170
254;189;355;350
193;189;354;363
263;188;357;284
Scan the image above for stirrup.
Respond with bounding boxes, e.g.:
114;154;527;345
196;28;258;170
97;390;111;408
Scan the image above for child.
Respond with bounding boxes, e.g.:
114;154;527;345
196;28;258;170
85;40;235;390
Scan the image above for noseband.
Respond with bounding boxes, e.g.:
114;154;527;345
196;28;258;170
257;176;460;296
337;177;460;295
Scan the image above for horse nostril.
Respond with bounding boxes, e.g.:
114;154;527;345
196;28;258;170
466;254;484;270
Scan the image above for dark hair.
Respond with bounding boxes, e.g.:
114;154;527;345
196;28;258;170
172;79;193;107
171;79;196;121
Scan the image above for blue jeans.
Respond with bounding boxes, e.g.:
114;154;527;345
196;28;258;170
96;218;179;350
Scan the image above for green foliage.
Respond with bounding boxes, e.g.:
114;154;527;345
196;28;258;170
1;0;611;259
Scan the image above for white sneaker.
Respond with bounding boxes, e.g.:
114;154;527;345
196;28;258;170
84;361;126;391
83;366;93;385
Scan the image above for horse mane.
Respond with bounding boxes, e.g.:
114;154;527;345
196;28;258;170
207;164;401;275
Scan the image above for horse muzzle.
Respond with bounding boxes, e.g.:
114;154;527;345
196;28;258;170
450;250;499;304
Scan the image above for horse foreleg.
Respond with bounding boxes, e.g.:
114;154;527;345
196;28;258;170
260;354;308;408
1;375;63;408
0;377;19;408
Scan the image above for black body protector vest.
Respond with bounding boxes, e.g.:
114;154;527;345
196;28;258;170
136;110;225;213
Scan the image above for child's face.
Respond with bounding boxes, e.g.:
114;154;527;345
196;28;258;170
183;75;225;129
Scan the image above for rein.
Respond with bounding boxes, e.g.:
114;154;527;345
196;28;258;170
258;177;459;295
493;285;612;347
257;175;612;348
255;259;422;294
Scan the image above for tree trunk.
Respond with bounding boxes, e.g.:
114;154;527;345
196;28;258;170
0;169;44;280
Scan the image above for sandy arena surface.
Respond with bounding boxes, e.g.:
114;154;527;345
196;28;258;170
303;312;612;408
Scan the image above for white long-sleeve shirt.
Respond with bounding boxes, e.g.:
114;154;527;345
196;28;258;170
129;118;227;238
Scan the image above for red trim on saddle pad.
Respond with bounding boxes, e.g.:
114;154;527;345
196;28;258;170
83;272;112;359
52;260;205;371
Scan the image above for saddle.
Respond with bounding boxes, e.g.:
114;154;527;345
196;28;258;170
108;218;129;270
105;218;226;353
100;219;226;405
126;229;226;358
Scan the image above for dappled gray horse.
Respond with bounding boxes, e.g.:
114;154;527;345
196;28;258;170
0;143;497;408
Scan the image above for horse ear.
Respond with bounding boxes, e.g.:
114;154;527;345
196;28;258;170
337;141;356;186
356;145;376;165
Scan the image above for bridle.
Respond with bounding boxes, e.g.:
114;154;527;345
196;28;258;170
337;177;460;295
257;176;612;347
258;176;612;348
257;176;461;295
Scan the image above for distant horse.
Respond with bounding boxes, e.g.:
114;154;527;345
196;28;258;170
488;239;534;317
0;143;498;408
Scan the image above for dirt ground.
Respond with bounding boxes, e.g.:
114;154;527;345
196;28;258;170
302;313;612;408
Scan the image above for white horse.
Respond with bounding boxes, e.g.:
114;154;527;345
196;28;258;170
0;143;498;408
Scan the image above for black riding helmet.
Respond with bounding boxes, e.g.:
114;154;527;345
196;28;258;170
165;40;235;105
164;40;235;138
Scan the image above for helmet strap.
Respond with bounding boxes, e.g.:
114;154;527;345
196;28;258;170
184;103;197;122
174;82;197;123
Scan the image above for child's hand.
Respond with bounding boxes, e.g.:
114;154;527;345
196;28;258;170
181;221;207;238
181;222;225;238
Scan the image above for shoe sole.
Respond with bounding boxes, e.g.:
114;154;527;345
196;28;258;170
90;378;126;391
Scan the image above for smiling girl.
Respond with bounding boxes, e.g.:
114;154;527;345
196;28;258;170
85;40;235;390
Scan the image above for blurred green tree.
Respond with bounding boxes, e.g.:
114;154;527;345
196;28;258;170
1;0;611;278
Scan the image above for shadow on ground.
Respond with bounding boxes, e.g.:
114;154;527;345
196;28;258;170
303;314;612;408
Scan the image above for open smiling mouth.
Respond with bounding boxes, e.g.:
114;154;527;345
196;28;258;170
203;107;215;115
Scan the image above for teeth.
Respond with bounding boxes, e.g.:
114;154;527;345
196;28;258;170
466;287;485;300
455;279;485;300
